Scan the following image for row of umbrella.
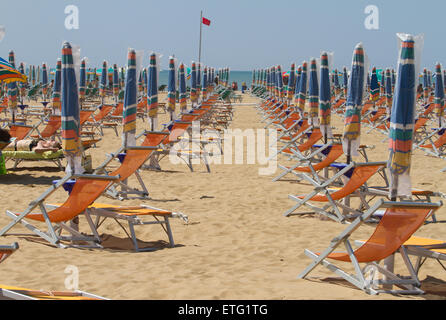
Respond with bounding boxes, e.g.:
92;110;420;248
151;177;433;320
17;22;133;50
256;33;429;200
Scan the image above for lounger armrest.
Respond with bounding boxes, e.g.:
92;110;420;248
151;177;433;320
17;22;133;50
72;174;121;181
142;130;170;136
125;146;159;151
0;243;19;250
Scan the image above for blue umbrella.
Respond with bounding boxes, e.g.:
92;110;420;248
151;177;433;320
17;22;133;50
308;59;319;125
167;57;176;119
434;63;444;127
319;52;332;142
388;34;417;199
61;42;81;173
342;43;366;163
122;49;137;147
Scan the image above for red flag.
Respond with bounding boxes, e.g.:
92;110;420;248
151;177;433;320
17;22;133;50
202;17;211;26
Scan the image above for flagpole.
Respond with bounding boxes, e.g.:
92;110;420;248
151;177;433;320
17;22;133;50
199;10;202;65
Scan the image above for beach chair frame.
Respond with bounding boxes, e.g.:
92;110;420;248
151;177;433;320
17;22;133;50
298;199;442;295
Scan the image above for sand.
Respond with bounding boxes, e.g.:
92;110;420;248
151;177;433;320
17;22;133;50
0;92;445;300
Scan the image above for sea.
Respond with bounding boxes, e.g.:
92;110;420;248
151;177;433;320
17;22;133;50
157;70;253;88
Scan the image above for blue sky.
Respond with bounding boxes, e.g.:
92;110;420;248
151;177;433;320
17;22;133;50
0;0;444;71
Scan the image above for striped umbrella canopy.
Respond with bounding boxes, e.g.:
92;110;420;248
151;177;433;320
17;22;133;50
252;69;256;88
190;61;198;105
18;62;26;99
147;53;159;129
296;62;307;115
319;52;332;141
342;43;366;162
388;34;417;199
308;59;319;126
122;49;137;147
370;67;380;102
428;70;432;88
179;63;187;112
391;69;396;92
434;63;444;127
138;70;143;95
32;65;36;86
380;70;386;97
167;57;176;118
444;70;446;95
287;63;296;101
333;69;340;95
36;65;40;84
7;51;17;119
197;63;201;97
51;59;62;113
343;67;348;97
202;66;208;101
143;68;148;96
422;68;429;104
294;65;302;102
271;66;277;96
113;64;119;98
276;65;284;100
385;68;393;113
263;68;267;87
27;65;32;85
79;59;86;102
100;60;107;98
61;42;82;173
366;72;371;92
120;67;125;89
42;63;48;99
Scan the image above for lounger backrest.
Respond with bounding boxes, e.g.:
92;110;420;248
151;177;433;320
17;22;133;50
297;129;323;152
327;205;436;263
167;122;191;143
296;144;344;173
39;115;61;137
79;110;94;126
9;125;32;140
433;132;446;148
0;246;18;264
310;164;382;202
27;178;112;223
110;103;124;116
110;132;167;181
94;105;113;122
414;117;428;132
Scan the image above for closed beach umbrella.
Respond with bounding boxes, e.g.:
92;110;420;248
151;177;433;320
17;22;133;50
294;65;301;103
42;63;48;100
18;62;26;102
7;51;18;121
277;65;284;100
252;69;256;89
122;49;137;147
308;58;319;125
148;52;158;130
296;62;307;115
138;70;143;96
343;67;348;97
51;59;62;114
391;69;396;93
287;63;296;102
32;65;36;86
143;68;148;97
61;42;82;173
334;69;340;96
388;34;417;199
100;60;107;101
423;68;429;104
113;64;119;100
179;63;187;112
319;52;332;141
385;68;393;114
434;63;444;127
190;61;198;107
36;65;40;84
167;56;176;119
202;66;208;101
370;67;380;103
79;59;86;100
197;63;201;100
342;43;366;163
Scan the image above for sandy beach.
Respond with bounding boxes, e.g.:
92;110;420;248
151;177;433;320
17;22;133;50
0;92;445;300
